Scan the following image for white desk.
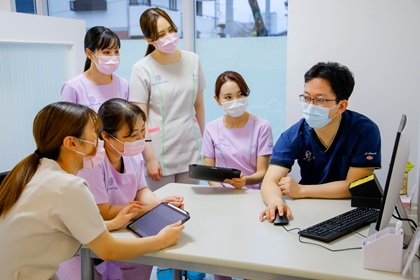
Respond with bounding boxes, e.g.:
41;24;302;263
80;183;419;279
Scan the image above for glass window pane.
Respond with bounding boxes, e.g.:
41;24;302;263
197;36;287;139
47;1;184;40
198;0;288;38
197;1;288;139
15;0;36;14
45;0;288;138
47;1;288;39
0;43;68;171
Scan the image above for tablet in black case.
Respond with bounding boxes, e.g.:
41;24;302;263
188;164;241;182
126;202;190;238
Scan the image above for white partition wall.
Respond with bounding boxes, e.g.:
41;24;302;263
286;0;420;192
0;11;86;171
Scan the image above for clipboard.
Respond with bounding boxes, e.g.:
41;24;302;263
188;164;241;182
126;202;190;238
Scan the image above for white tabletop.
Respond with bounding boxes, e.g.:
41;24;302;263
103;183;419;280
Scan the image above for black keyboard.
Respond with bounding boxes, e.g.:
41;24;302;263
299;208;379;243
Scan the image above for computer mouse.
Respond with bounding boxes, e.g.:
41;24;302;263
273;211;289;226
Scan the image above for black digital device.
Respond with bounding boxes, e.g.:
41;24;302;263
273;211;289;226
299;114;414;244
126;202;190;238
375;114;411;232
188;164;241;182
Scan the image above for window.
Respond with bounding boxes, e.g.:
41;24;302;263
70;0;107;12
42;0;288;137
44;0;287;39
15;0;35;14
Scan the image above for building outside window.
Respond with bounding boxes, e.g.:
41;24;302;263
16;0;288;39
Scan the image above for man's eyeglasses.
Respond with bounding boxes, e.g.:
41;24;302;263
298;94;338;106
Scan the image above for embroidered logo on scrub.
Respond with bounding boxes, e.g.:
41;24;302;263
364;152;377;161
304;150;314;161
268;138;273;148
216;137;231;148
88;96;101;108
151;74;168;86
106;177;119;192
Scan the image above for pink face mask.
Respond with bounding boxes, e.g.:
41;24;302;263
108;135;146;157
91;51;120;75
75;139;105;170
154;33;179;54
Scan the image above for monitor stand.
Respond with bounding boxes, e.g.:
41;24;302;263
368;197;414;247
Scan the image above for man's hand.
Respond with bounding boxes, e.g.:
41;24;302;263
278;176;304;198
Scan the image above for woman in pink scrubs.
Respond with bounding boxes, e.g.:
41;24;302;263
80;98;184;280
61;26;129;112
201;71;274;191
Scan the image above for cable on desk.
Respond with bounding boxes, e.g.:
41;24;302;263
392;213;417;232
354;231;367;239
280;225;363;252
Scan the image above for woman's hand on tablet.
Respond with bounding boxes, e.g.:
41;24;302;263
156;221;185;249
224;173;246;189
106;201;142;231
162;195;184;209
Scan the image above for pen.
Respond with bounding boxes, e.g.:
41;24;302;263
145;140;152;142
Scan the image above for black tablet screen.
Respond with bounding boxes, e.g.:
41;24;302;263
127;202;190;238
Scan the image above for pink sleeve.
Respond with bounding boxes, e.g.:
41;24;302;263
138;175;147;191
60;83;78;103
201;126;215;159
138;157;147;191
257;122;274;157
122;77;130;101
78;164;109;204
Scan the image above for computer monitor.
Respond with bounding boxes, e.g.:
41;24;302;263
374;114;413;242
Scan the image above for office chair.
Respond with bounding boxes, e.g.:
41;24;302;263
0;171;9;186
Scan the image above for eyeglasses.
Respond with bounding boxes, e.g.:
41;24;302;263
299;94;338;106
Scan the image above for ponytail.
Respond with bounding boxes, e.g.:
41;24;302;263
84;57;91;72
84;26;120;72
145;44;155;57
0;153;40;217
0;102;98;218
140;8;177;57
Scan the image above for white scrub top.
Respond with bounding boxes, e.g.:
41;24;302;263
129;50;206;176
0;158;106;280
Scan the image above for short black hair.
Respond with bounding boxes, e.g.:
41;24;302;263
304;62;355;101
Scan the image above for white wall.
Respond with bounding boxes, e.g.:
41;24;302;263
287;1;420;194
0;0;12;11
0;11;86;77
0;11;86;171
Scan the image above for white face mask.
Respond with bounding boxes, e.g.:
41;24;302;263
90;51;120;75
75;139;105;170
108;134;146;157
221;98;249;117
